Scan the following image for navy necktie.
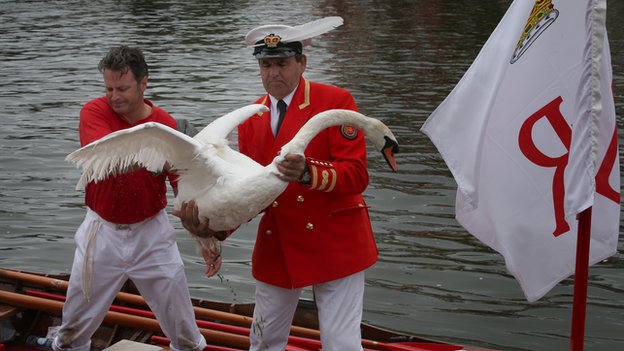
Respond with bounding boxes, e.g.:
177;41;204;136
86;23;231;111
276;99;287;133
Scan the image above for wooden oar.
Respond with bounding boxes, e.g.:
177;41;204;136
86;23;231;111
0;268;318;339
19;290;461;351
0;290;249;349
1;269;464;351
25;289;323;350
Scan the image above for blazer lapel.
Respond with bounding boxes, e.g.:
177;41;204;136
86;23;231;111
274;78;313;146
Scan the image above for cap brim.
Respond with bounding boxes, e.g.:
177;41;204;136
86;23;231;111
253;48;298;59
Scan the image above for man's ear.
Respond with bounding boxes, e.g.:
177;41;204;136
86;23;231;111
300;54;307;72
140;75;148;92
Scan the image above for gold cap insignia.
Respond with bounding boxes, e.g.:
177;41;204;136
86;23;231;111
264;34;281;48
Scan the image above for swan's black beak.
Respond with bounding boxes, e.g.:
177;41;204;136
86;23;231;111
381;136;399;172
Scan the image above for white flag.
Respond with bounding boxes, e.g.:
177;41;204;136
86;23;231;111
421;0;619;302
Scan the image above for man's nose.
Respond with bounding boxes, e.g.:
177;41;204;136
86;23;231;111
268;66;281;76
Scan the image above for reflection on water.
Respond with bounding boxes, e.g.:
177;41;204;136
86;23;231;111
1;1;622;350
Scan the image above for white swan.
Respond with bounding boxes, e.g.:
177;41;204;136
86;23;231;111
66;105;399;232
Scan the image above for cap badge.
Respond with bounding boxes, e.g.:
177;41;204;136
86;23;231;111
264;34;281;48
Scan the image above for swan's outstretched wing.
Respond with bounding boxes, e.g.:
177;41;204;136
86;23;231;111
66;122;206;189
193;104;269;144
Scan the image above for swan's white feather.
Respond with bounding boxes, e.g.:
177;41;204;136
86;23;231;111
66;123;204;189
194;104;267;144
66;106;397;232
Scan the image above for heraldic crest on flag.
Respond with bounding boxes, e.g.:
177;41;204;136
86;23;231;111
421;0;619;302
511;0;560;63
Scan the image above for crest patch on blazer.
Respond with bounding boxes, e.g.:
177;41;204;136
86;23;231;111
340;125;358;140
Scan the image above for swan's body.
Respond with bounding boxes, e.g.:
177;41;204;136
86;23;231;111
67;106;399;232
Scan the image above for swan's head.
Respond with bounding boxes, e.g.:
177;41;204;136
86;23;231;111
381;135;399;172
365;118;399;172
282;109;399;172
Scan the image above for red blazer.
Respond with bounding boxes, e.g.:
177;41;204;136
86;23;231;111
238;77;378;288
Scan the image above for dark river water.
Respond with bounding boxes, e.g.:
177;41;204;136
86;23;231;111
1;1;622;350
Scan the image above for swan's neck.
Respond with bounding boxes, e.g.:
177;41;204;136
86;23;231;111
280;109;370;156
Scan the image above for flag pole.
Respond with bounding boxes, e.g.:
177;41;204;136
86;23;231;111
570;206;592;351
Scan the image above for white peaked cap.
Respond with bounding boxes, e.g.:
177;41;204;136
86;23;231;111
245;17;344;59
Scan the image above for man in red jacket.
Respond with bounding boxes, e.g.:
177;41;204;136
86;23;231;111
239;18;377;351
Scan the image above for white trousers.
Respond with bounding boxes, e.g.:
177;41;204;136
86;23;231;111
249;271;365;351
52;208;207;351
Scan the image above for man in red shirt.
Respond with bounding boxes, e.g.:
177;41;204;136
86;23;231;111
52;46;208;351
239;18;378;351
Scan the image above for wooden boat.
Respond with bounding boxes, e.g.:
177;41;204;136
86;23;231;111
0;268;496;351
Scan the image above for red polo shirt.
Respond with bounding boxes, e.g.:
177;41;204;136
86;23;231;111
79;97;177;224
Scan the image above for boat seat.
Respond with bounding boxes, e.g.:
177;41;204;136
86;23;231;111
103;339;164;351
